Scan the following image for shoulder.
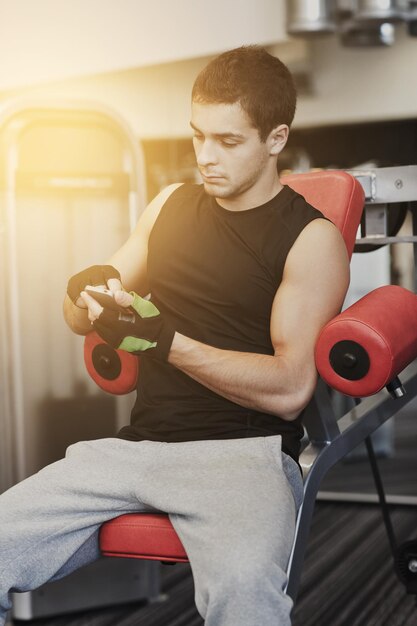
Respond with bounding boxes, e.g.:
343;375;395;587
296;217;346;252
146;182;205;223
136;182;185;238
277;185;345;255
145;182;184;220
284;217;349;289
274;186;325;240
281;186;327;221
130;183;206;244
147;183;210;236
157;182;206;208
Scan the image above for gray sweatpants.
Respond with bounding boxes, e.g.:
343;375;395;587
0;435;303;626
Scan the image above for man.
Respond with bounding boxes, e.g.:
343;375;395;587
0;46;349;625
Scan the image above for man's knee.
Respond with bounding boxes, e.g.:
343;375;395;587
195;557;293;624
197;550;291;607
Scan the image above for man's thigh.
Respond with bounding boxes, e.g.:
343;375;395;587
145;435;299;561
151;436;299;619
0;438;161;564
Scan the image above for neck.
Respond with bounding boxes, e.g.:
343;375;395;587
216;175;283;212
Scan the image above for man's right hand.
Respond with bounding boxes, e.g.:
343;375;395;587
67;265;122;308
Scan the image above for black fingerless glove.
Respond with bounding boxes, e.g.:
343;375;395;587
93;292;175;361
67;265;121;304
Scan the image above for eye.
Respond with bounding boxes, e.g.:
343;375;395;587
193;133;204;141
220;140;238;147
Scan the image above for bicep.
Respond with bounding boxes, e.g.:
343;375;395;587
107;183;183;295
270;218;350;400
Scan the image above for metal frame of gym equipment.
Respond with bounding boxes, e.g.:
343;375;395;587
286;165;417;602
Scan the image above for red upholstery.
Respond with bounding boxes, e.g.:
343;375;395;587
84;331;138;394
100;513;188;562
91;171;365;565
315;285;417;396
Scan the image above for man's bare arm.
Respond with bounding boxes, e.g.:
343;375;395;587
62;183;182;335
167;219;350;421
62;295;92;335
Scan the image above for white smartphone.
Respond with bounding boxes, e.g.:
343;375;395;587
84;285;129;313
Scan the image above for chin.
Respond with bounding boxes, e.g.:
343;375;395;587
203;181;226;196
203;181;239;199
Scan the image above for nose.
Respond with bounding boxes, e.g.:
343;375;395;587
195;139;218;168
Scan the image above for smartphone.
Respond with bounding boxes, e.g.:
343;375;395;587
84;285;130;314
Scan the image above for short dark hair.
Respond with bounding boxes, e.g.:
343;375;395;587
192;45;297;142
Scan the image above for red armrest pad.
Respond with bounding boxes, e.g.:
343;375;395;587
315;285;417;396
84;331;139;394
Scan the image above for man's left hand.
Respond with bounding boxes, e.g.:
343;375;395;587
82;290;175;361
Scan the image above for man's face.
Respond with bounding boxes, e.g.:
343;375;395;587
190;101;274;202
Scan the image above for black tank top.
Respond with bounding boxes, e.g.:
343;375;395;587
118;183;329;463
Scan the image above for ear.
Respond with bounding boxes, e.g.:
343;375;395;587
268;124;289;156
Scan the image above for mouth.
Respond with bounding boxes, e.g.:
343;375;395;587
201;173;224;181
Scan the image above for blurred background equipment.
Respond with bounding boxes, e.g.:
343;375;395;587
0;99;159;620
0;99;146;489
286;0;417;46
286;0;337;36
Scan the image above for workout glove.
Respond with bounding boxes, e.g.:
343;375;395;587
67;265;121;304
93;292;175;361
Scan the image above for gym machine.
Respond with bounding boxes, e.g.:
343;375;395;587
289;164;417;600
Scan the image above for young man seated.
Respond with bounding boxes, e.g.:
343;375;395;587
0;46;349;626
